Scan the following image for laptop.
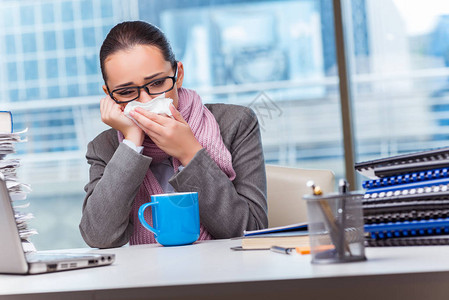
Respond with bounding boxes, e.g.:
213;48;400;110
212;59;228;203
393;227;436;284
0;178;115;274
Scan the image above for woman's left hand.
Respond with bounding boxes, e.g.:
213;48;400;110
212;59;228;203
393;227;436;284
129;105;203;166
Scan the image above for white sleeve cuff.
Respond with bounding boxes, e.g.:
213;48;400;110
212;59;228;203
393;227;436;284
122;139;144;154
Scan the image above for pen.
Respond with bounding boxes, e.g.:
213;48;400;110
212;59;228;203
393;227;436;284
270;246;293;255
339;179;349;194
338;178;350;257
307;180;323;195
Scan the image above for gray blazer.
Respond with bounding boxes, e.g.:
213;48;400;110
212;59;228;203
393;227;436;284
79;103;268;248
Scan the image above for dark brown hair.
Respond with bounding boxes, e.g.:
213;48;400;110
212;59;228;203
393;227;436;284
100;21;177;82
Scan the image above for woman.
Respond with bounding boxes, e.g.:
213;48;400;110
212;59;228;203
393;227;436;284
79;21;267;248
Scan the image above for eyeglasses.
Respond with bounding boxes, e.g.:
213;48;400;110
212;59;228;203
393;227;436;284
107;65;178;104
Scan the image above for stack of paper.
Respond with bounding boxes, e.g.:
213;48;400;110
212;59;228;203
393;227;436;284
0;127;36;251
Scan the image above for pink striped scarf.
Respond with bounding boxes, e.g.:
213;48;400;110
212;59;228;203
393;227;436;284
117;87;236;245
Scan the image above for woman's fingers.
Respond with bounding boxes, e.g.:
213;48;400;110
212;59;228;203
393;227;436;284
169;104;188;125
100;96;141;136
132;107;172;126
130;109;165;134
129;105;202;165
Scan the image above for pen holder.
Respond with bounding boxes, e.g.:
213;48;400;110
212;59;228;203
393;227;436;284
303;192;366;264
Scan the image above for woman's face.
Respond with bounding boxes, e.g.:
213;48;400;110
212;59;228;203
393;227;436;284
102;44;183;109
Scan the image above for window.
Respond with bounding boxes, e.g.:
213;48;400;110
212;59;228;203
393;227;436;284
1;0;342;250
88;82;101;94
46;58;59;78
41;3;55;24
61;2;74;22
7;62;17;82
9;89;19;102
26;87;40;99
152;1;344;173
84;54;98;75
2;5;16;28
20;5;35;26
24;60;38;80
63;29;76;49
68;83;79;97
3;0;446;251
47;86;60;99
344;0;449;184
101;0;113;18
22;33;37;53
65;57;78;77
5;35;16;54
0;0;122;250
82;27;96;47
43;31;57;51
80;0;94;20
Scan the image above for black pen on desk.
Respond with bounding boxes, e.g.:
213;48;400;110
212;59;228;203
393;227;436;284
270;246;293;255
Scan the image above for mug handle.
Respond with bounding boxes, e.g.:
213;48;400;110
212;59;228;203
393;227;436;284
138;202;160;236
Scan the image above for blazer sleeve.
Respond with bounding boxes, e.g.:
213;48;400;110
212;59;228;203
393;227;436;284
79;138;152;248
169;106;268;238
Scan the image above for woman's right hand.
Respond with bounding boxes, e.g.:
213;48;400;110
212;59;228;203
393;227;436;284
100;96;144;146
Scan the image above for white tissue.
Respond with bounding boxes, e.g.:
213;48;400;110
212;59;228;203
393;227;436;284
124;93;174;119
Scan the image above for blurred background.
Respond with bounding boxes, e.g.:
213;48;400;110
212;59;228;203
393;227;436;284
2;0;449;249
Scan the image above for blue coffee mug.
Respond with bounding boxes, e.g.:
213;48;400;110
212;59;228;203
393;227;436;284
138;192;200;246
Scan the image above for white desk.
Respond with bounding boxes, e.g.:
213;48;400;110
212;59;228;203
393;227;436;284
1;239;449;300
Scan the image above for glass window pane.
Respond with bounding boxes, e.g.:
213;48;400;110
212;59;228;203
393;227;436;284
5;35;16;54
7;62;17;82
63;29;76;49
26;87;40;99
102;25;111;38
61;1;74;22
43;31;57;51
2;5;16;28
152;0;344;174
22;33;37;53
101;0;113;18
46;58;58;78
65;56;78;77
84;54;98;75
9;89;19;102
0;0;345;251
82;27;95;47
24;60;38;80
87;82;100;94
68;83;79;96
80;0;93;20
346;0;449;185
47;86;60;98
41;3;54;23
20;5;35;26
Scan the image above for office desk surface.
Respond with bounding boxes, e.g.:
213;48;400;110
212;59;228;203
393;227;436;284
2;239;449;300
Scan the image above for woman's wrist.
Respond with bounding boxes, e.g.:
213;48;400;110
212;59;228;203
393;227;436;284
124;128;144;147
179;143;203;166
